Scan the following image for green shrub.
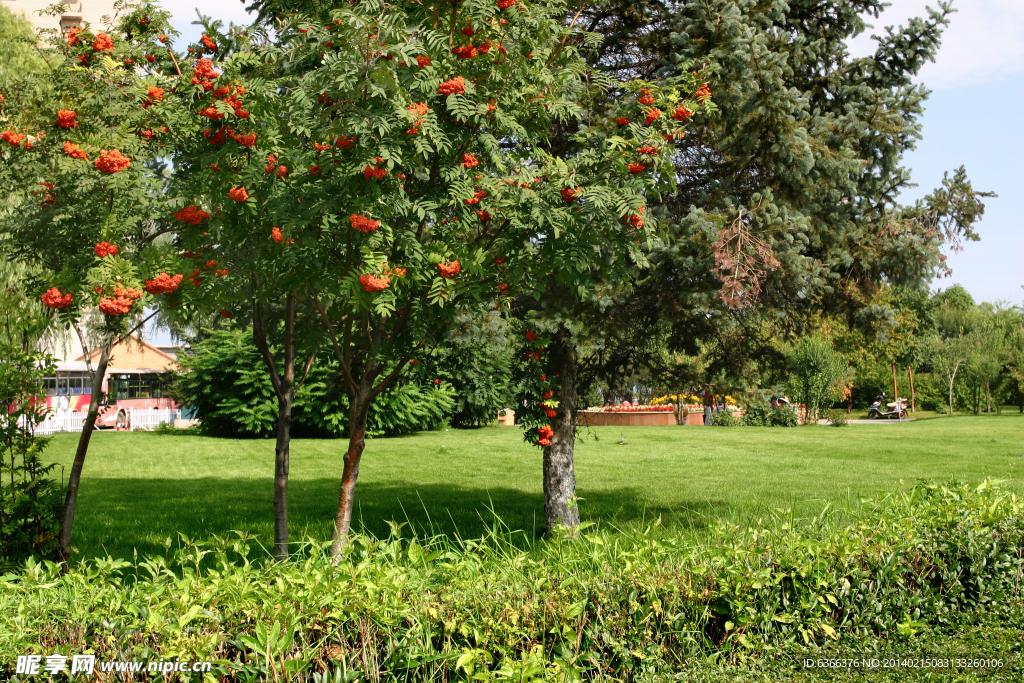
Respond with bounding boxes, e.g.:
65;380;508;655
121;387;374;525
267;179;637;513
768;405;799;427
825;408;848;426
1;482;1020;680
174;329;453;438
710;409;741;426
741;402;770;426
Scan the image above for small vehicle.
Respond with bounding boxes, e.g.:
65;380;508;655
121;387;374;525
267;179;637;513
867;394;907;419
770;396;792;409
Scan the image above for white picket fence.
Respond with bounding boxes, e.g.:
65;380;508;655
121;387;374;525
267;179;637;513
128;408;181;431
15;408;181;434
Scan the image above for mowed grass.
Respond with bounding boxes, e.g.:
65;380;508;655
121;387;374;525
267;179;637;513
46;413;1024;560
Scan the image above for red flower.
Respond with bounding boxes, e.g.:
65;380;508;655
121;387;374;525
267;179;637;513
560;187;581;203
271;226;284;242
201;34;218;52
644;108;662;125
92;32;113;52
94;242;119;258
615;117;629;126
671;106;692;121
350;214;380;233
416;55;431;68
144;273;183;294
173;206;210;225
525;331;537;341
41;287;73;309
228;186;249;202
56;110;78;129
627;163;646;174
438;260;461;278
64;141;89;160
438;77;466;96
359;274;390;292
95;149;131;173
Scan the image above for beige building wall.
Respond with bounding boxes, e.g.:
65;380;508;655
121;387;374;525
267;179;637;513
1;1;118;33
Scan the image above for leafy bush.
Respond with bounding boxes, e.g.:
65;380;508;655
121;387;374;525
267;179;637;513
740;401;771;426
825;409;848;426
174;329;453;438
787;336;851;421
2;482;1019;680
0;349;62;570
710;409;741;426
768;405;799;427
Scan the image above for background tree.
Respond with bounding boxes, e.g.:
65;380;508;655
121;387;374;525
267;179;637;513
786;335;851;422
0;2;189;562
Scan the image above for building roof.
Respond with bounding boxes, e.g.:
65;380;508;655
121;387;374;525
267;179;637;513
76;334;179;371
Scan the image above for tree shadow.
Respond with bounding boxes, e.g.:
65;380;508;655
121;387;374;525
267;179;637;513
71;477;731;560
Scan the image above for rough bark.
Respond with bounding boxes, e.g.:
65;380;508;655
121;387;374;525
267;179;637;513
331;384;371;556
543;330;580;534
57;345;110;563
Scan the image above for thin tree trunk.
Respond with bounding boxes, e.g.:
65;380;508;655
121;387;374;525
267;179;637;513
542;330;579;534
57;345;110;563
273;392;293;560
331;384;371;555
908;366;916;413
986;380;991;414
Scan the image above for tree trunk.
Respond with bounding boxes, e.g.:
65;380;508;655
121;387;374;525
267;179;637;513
57;347;110;563
986;380;991;414
273;392;293;561
908;366;916;413
331;384;371;556
542;331;579;535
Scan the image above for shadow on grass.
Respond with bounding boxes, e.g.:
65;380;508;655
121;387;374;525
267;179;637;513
71;477;731;560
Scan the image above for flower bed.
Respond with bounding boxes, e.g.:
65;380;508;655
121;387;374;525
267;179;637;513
597;404;674;412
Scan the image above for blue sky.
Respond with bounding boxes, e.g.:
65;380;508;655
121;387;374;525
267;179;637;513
161;0;1022;307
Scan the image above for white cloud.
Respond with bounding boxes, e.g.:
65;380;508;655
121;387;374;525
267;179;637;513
847;0;1024;90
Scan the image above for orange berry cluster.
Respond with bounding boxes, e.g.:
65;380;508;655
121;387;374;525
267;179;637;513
438;260;461;278
173;206;210;225
350;214;380;233
94;149;131;174
144;272;183;294
41;287;73;309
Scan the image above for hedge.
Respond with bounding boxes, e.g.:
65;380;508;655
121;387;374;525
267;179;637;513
2;481;1021;681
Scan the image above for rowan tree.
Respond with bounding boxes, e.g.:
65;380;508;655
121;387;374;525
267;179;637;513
168;0;711;555
0;2;190;562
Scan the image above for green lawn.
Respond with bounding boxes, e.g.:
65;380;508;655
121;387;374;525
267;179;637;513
48;413;1024;560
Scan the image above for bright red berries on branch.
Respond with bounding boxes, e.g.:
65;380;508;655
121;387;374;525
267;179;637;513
94;149;131;173
94;242;118;258
200;35;218;52
173;206;210;224
271;227;284;243
438;77;465;96
693;83;712;101
193;58;219;81
560;187;581;203
56;110;78;129
438;260;461;278
2;131;26;147
350;214;380;233
143;273;183;294
228;187;249;202
461;154;479;169
644;108;662;125
98;285;142;316
627;163;647;174
91;32;113;52
525;331;537;341
41;287;73;309
497;0;517;9
359;274;390;293
416;55;431;68
671;106;692;121
63;141;88;160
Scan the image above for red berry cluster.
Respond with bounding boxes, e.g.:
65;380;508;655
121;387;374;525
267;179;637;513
644;108;662;125
144;273;183;294
497;0;516;9
438;260;461;278
98;285;142;315
173;206;210;224
363;157;387;179
94;149;131;173
94;242;119;258
438;77;466;96
228;186;249;202
637;89;654;105
2;131;27;147
64;141;88;160
271;226;284;242
335;136;355;150
406;102;429;134
350;214;380;233
56;110;78;129
359;274;390;292
200;34;218;53
416;55;431;68
463;189;487;205
461;153;479;168
91;32;113;52
265;154;287;177
671;106;692;121
560;187;581;203
41;287;73;309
